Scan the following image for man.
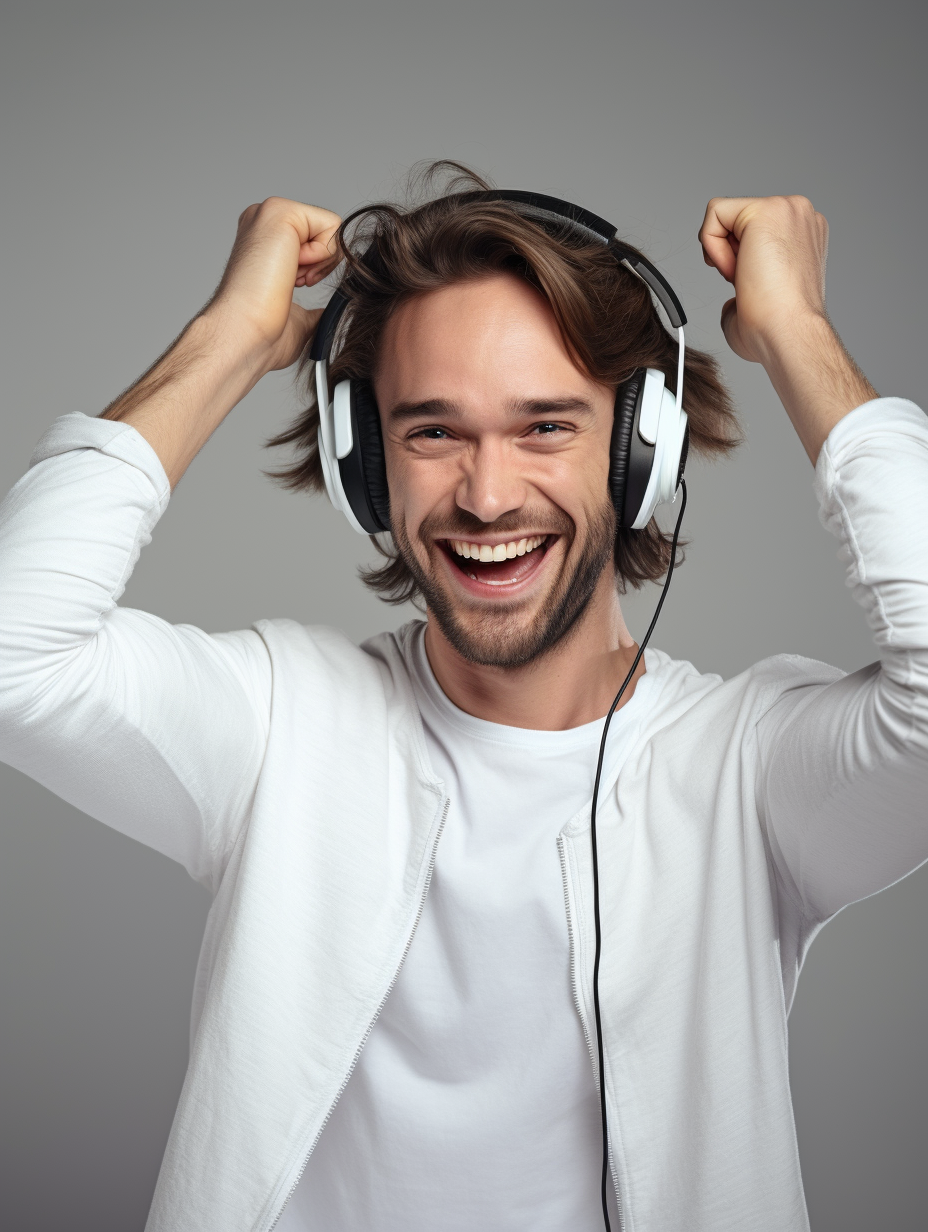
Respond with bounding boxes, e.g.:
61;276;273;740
0;171;926;1232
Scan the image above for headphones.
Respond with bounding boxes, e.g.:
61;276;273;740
309;190;689;537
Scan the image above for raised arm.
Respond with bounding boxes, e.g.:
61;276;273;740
0;198;341;887
100;197;342;486
700;196;928;919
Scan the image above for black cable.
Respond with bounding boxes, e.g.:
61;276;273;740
589;479;688;1231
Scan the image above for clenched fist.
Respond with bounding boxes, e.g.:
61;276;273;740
208;197;343;372
698;195;829;366
699;193;874;462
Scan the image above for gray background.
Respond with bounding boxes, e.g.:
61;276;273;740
1;0;925;1227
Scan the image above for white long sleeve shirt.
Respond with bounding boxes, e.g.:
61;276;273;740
1;398;927;1232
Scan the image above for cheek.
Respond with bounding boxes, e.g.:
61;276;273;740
383;445;453;542
582;425;614;505
536;446;612;524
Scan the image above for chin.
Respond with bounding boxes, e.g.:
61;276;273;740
426;548;609;670
431;596;564;669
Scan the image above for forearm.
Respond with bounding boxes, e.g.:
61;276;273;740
0;414;270;883
97;197;341;487
0;415;170;712
758;311;877;464
100;307;272;489
759;397;928;919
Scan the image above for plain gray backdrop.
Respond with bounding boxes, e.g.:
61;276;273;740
1;0;926;1228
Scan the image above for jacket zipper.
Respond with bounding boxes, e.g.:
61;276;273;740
265;797;451;1232
558;833;625;1232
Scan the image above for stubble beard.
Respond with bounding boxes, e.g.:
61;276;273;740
391;501;618;669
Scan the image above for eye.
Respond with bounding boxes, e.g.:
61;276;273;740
530;422;567;435
412;426;451;440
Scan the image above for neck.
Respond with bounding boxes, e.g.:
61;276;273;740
423;572;644;730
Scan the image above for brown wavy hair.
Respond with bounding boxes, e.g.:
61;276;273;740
266;161;740;602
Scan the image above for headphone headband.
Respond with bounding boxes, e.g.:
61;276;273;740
451;189;618;243
309;190;686;365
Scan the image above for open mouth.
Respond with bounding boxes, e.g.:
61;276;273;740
439;534;555;588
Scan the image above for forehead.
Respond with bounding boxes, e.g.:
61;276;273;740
373;272;599;409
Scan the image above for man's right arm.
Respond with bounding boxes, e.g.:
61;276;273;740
0;198;341;885
99;197;342;486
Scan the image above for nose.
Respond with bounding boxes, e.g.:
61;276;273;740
455;437;529;525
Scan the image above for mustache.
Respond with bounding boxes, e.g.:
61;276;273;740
417;505;576;543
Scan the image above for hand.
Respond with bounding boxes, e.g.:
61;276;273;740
699;194;876;463
206;197;343;373
698;196;829;366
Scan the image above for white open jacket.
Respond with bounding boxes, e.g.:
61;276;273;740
1;399;928;1232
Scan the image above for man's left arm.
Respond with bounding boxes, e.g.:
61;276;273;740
701;196;928;921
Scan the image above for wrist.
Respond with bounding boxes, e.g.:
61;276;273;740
195;302;279;382
752;306;831;372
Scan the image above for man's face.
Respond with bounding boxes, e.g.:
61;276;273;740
374;273;617;668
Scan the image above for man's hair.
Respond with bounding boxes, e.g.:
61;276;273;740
266;162;740;603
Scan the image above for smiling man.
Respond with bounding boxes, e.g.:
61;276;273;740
1;168;927;1232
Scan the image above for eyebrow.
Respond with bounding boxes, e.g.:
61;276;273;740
388;396;597;423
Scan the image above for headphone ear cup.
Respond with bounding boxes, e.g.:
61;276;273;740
610;370;646;528
351;380;391;532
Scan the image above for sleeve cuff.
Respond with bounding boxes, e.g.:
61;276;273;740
816;397;927;470
29;412;171;510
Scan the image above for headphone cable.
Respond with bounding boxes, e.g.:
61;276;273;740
589;478;687;1231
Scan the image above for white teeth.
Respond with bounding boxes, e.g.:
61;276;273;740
449;535;547;561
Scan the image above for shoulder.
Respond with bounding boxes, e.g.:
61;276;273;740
641;647;844;736
251;616;422;705
624;650;847;807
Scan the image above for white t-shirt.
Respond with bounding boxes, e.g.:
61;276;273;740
280;625;655;1231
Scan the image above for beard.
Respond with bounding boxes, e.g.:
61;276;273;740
391;500;617;669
